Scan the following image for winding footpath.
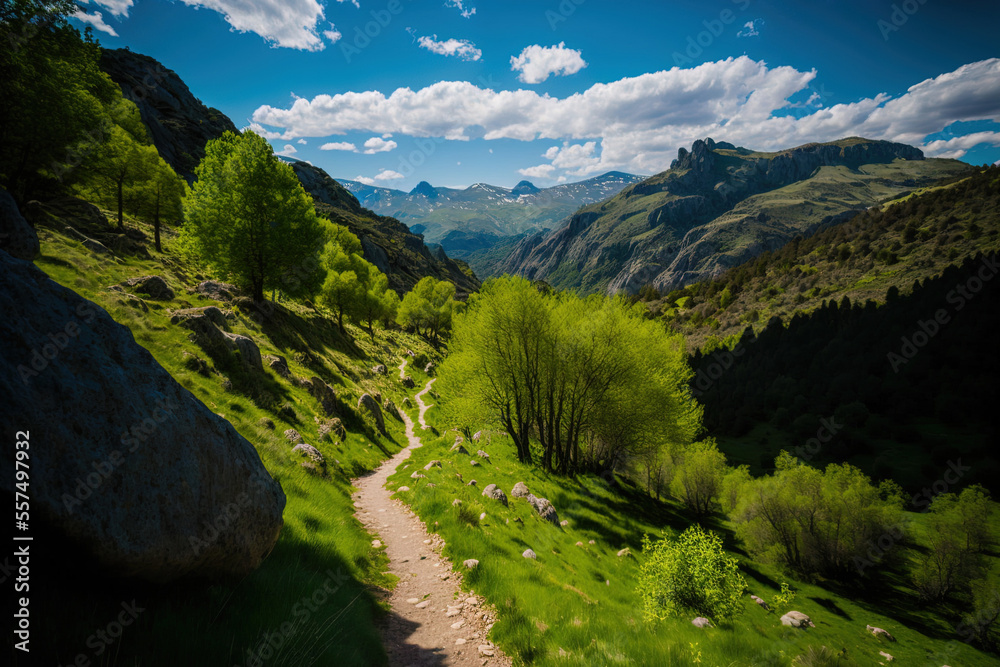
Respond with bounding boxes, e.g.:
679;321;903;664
353;376;510;666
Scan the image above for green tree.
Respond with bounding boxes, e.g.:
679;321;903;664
671;439;728;517
638;525;748;624
132;153;185;252
318;241;367;332
397;276;460;344
181;131;325;303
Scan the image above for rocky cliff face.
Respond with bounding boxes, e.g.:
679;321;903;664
499;137;967;294
100;49;238;182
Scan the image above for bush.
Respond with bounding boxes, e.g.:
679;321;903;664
637;525;747;624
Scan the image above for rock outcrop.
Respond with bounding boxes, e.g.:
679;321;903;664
0;188;39;260
358;393;386;434
121;275;174;300
780;611;815;628
481;484;508;507
0;250;285;582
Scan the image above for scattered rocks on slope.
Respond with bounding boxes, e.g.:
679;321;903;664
284;429;303;443
424;362;435;374
780;611;815;628
750;595;770;611
525;493;561;526
308;377;338;417
867;625;896;641
266;354;290;377
472;430;482;441
424;460;442;471
401;375;415;389
195;280;241;302
0;188;39;260
170;306;227;329
318;418;345;442
522;549;537;560
223;332;262;372
879;651;894;662
691;617;713;628
121;275;174;300
0;251;285;582
291;443;325;474
463;559;479;570
511;482;531;498
372;364;387;375
617;548;631;558
358;393;386;434
481;484;508;507
383;398;399;418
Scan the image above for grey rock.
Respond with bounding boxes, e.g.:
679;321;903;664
780;611;815;628
308;377;338;417
283;429;303;443
463;559;479;570
195;280;241;302
522;549;537;559
691;617;713;628
0;251;285;582
291;444;325;470
372;364;387;375
866;625;896;642
170;306;227;329
266;354;290;378
122;275;174;300
0;188;39;260
526;493;560;526
424;362;436;374
511;481;531;498
476;450;490;460
401;375;415;389
222;332;262;373
424;460;442;471
482;485;508;507
358;393;386;435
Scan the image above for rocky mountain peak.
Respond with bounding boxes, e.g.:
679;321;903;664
410;181;438;198
512;180;541;195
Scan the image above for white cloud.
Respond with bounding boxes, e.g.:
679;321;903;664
355;169;405;185
253;57;1000;176
510;43;587;84
72;10;119;36
276;143;298;156
337;0;360;8
922;131;1000;159
245;122;285;139
738;19;762;37
446;0;476;19
363;137;397;153
179;0;327;51
83;0;133;17
297;138;308;144
518;164;556;179
323;23;342;44
417;35;482;61
320;141;358;151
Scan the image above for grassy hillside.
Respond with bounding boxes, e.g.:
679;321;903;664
386;390;999;666
21;202;442;666
652;166;1000;349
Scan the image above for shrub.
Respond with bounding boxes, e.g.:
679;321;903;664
637;525;747;624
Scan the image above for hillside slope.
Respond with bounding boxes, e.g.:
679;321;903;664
499;138;971;294
338;172;644;258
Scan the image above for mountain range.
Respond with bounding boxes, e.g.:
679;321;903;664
498;138;972;294
337;172;644;258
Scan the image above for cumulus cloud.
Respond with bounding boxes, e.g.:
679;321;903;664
417;35;482;61
510;43;587;84
275;143;298;156
320;141;358;151
446;0;476;19
297;138;308;144
518;164;556;179
363;137;397;153
178;0;327;51
72;10;119;36
337;0;360;8
355;169;404;185
253;57;1000;177
83;0;133;17
922;131;1000;159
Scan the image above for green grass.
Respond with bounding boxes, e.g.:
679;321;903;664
387;393;999;666
22;209;446;666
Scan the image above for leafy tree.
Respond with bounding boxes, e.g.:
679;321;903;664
397;276;460;344
132;153;185;252
81;105;153;229
181;131;325;303
912;486;993;601
638;525;747;624
1;1;120;202
671;439;728;517
318;241;367;332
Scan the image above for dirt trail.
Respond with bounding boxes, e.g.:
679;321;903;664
353;378;510;666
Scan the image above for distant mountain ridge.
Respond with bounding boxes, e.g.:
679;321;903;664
337;171;645;260
498;137;972;294
99;48;478;296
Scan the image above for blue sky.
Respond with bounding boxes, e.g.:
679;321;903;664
76;0;1000;190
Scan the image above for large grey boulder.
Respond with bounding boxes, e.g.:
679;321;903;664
0;251;285;582
222;332;262;372
309;377;338;416
358;393;386;434
265;354;290;378
170;306;227;329
780;611;815;628
526;493;560;526
195;280;241;302
0;188;39;260
511;482;531;498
